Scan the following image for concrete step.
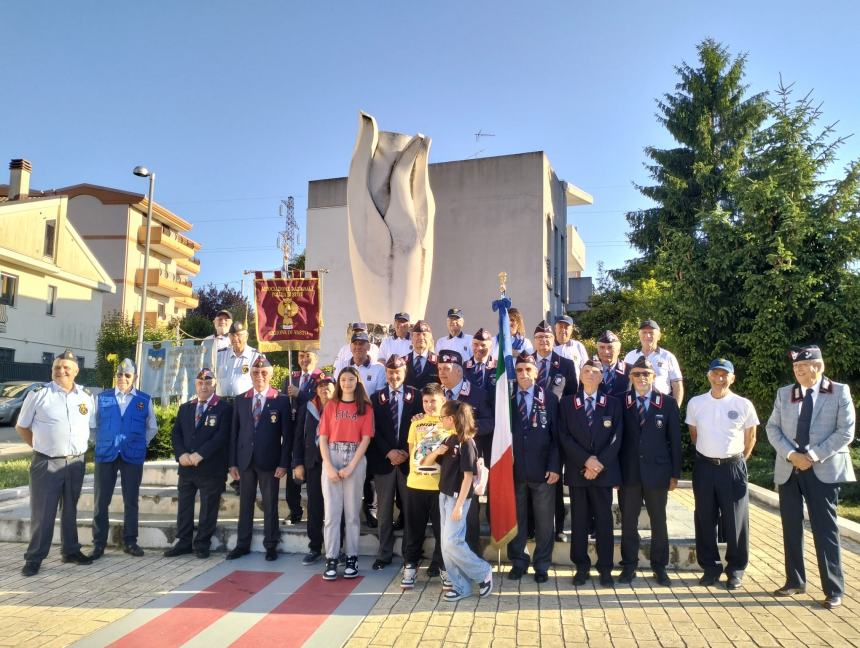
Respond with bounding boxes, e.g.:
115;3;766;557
0;508;698;568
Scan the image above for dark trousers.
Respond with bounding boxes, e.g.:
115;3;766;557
693;458;749;577
404;487;443;567
25;453;85;563
374;469;408;562
508;480;555;572
363;473;375;515
92;456;144;547
571;485;613;573
779;469;844;596
305;463;324;553
555;478;567;534
236;465;281;551
466;494;480;555
619;483;669;569
284;472;303;519
175;469;225;551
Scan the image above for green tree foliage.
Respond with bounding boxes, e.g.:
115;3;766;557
94;313;167;388
189;283;252;322
147;403;179;460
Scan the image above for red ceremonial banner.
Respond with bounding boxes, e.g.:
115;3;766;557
253;271;322;351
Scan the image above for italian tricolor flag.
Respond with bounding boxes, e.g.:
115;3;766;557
490;296;517;547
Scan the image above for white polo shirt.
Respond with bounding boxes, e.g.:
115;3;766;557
216;345;260;397
17;382;94;457
378;336;413;363
623;347;683;395
686;391;759;458
436;333;473;361
334;342;380;374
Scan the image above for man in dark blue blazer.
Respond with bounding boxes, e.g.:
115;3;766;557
596;330;630;398
506;353;560;584
227;356;292;561
559;356;623;587
404;320;440;391
369;355;424;569
438;349;495;554
534;319;578;539
618;357;681;586
165;368;231;559
463;328;498;398
282;350;324;524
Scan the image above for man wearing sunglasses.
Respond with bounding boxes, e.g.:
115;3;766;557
617;357;681;586
89;358;157;560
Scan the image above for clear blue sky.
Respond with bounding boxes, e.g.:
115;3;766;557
4;1;858;290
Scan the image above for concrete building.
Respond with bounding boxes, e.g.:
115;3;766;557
0;160;115;367
567;223;593;312
306;151;592;363
1;163;201;327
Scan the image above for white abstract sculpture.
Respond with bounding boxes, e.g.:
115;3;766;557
347;111;435;324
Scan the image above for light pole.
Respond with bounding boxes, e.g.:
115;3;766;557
132;166;155;383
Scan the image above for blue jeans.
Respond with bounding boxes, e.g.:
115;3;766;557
439;493;490;595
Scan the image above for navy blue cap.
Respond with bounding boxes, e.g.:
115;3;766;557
789;345;822;362
394;312;410;321
708;358;734;373
554;315;574;326
447;308;463;319
351;322;368;331
351;331;370;343
639;319;660;330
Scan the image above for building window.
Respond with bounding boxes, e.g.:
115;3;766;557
158;303;166;319
76;356;85;368
41;352;54;365
0;348;14;363
0;272;18;307
46;285;57;316
44;220;56;258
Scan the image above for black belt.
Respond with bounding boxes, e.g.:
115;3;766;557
35;451;84;460
696;451;743;466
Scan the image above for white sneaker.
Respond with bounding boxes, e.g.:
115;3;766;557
440;570;454;591
401;564;417;589
479;567;494;598
344;555;359;579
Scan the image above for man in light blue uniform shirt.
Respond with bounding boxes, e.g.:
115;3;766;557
216;321;260;398
89;358;157;559
16;350;95;576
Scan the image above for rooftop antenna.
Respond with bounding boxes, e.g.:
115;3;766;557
475;129;496;142
276;196;300;271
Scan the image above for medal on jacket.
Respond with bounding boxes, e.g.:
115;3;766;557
79;403;88;415
137;401;145;410
270;411;278;424
206;415;217;427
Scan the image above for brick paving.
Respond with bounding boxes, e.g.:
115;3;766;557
344;490;860;648
0;490;858;647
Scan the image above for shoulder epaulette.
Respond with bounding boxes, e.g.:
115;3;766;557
82;386;92;396
34;383;46;392
820;377;834;393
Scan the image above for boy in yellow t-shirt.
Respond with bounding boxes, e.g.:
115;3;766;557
401;383;453;589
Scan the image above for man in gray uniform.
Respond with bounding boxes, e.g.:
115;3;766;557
16;350;94;576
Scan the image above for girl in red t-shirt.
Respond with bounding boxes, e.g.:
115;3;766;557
318;366;375;580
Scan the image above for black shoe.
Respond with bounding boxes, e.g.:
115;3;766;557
426;563;441;577
302;550;322;566
289;512;303;524
88;546;105;561
773;584;806;597
323;558;338;580
534;571;549;584
230;480;241;496
196;548;210;559
393;516;405;531
507;565;527;580
599;572;614;587
226;547;250;560
62;551;93;565
821;595;843;609
554;533;566;543
265;549;278;561
699;572;719;587
21;561;40;577
653;569;672;587
163;545;193;558
573;570;589;586
123;544;144;557
726;575;742;590
617;568;636;584
372;559;390;570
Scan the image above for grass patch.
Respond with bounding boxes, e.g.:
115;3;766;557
0;458;95;489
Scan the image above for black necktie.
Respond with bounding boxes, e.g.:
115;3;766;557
475;363;485;388
796;387;814;451
414;355;423;374
390;390;400;439
445;389;454;401
518;392;530;428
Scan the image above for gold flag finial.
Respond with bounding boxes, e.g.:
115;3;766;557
498;272;507;295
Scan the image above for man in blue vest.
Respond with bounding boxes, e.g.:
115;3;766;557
89;358;157;559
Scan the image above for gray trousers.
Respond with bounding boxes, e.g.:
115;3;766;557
26;452;86;563
508;480;556;572
322;443;366;559
374;468;408;562
92;457;144;547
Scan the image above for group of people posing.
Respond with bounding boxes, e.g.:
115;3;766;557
14;307;855;609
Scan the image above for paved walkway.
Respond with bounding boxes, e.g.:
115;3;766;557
0;491;858;647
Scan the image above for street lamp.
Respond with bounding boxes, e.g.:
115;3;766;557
132;166;155;383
